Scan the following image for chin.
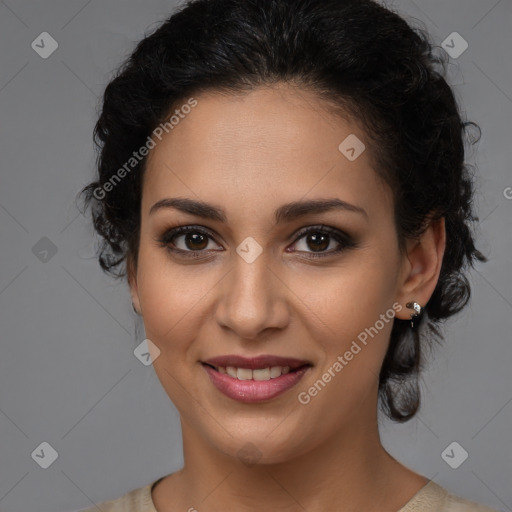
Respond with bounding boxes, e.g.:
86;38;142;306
203;422;315;467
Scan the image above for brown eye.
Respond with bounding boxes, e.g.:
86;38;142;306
304;232;330;252
182;232;209;251
290;225;358;258
157;224;358;260
157;226;221;257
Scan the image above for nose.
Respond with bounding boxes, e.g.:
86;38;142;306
214;251;289;340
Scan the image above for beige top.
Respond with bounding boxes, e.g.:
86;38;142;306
78;477;499;512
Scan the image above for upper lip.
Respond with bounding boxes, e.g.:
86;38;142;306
202;355;312;370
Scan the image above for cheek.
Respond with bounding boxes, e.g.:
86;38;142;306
296;270;396;423
135;244;218;352
302;257;396;336
136;251;204;404
136;246;187;343
298;257;399;399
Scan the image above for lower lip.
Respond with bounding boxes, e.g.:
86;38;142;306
202;364;311;403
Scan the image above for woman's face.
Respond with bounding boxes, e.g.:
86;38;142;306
130;83;422;463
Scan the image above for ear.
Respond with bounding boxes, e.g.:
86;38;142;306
127;254;141;314
394;215;446;321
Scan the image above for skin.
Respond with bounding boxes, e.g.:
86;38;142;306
128;82;446;512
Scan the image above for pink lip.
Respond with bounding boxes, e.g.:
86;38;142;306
201;362;311;403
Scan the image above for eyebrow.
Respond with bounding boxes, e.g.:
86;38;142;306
149;197;368;223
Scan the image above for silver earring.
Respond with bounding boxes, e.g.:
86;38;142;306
406;301;423;329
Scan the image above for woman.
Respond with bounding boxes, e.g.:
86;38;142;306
78;0;497;510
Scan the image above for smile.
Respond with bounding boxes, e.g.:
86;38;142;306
201;355;312;403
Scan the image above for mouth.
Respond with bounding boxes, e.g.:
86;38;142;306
201;355;312;403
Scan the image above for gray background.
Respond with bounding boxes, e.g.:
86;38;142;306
0;0;510;511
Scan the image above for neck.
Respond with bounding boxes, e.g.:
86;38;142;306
154;395;428;512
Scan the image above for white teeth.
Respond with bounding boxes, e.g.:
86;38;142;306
237;368;252;380
252;368;271;381
270;366;282;378
216;365;292;380
226;366;237;378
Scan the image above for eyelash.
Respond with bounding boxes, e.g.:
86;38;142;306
156;224;358;260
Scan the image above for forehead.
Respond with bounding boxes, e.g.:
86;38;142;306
142;84;393;222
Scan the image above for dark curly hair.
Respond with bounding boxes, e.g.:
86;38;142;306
78;0;487;422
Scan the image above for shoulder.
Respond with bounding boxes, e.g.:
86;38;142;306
401;480;499;512
76;481;157;512
444;489;500;512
